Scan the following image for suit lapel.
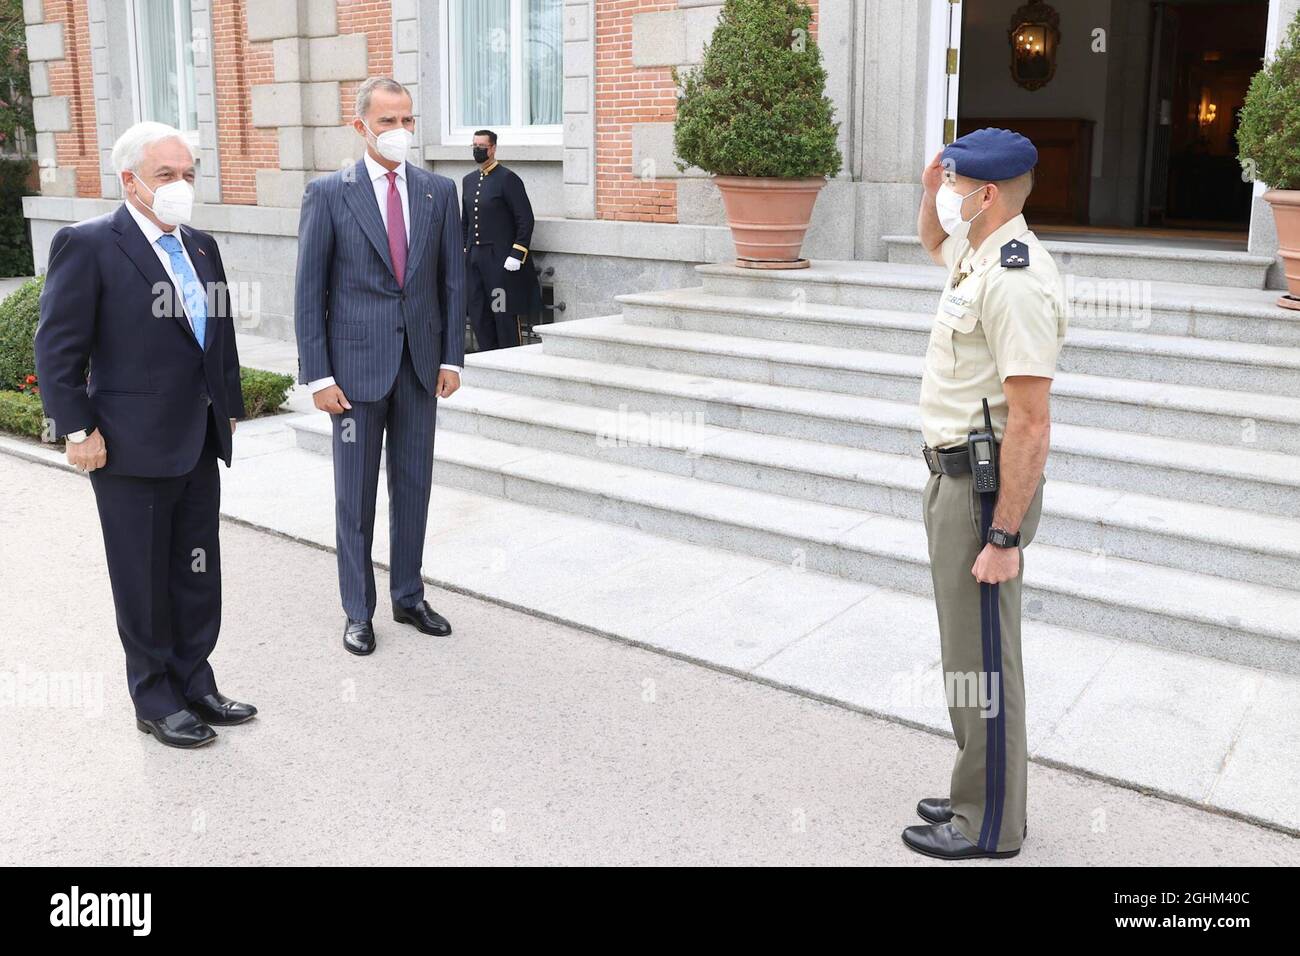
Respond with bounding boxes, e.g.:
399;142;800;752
342;157;396;281
404;163;434;283
181;225;219;351
112;204;199;349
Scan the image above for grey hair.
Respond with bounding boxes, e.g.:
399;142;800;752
111;121;194;175
355;77;412;118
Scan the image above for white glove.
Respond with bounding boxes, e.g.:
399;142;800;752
504;256;522;272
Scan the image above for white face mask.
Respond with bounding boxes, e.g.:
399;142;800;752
935;183;988;241
362;120;413;164
135;175;195;227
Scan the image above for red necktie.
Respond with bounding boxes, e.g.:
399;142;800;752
386;170;407;287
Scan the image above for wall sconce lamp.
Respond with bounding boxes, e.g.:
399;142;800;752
1008;1;1060;91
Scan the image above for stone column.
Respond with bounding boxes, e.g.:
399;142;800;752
852;0;937;260
563;0;596;219
24;0;77;197
247;0;369;207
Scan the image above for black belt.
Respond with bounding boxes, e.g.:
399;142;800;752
922;444;975;477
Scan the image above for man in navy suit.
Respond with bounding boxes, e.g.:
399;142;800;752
35;122;256;749
295;77;466;655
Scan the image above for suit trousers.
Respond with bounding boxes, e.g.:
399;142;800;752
332;338;436;621
922;471;1044;854
89;411;223;720
466;244;520;351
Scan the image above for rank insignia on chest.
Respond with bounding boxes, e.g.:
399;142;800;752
1000;240;1029;269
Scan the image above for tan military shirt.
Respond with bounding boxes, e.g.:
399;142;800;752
918;213;1067;450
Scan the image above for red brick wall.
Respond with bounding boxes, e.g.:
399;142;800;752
594;0;677;223
44;0;99;198
594;0;819;224
338;0;393;121
211;0;277;205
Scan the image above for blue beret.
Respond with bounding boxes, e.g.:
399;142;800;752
941;128;1038;182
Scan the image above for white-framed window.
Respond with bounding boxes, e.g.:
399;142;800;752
442;0;563;145
126;0;200;146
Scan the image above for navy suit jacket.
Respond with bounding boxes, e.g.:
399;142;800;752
34;204;245;478
294;158;466;403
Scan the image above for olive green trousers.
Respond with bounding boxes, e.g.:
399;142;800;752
922;471;1044;853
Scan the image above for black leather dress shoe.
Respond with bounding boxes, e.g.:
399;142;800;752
188;692;258;726
344;618;376;656
136;709;217;749
917;797;953;824
902;822;1020;860
916;797;1026;836
392;600;451;636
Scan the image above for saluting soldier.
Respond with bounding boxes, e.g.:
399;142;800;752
462;130;542;351
904;128;1067;860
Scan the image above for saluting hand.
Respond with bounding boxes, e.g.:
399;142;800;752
922;149;947;197
971;542;1021;584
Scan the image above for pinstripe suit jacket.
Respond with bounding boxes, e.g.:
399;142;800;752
294;158;466;403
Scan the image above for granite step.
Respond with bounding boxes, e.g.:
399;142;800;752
459;346;1300;519
433;385;1300;590
616;287;1300;397
881;234;1276;289
538;314;1300;451
693;261;1300;347
287;417;1300;675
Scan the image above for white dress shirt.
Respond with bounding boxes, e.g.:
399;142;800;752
309;151;461;395
125;198;202;338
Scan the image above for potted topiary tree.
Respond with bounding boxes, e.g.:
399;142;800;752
1237;9;1300;310
673;0;841;269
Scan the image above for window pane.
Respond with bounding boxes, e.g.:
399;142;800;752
524;0;562;125
133;0;197;132
135;0;181;128
456;0;511;127
177;2;197;132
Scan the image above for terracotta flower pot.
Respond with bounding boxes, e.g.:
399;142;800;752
1264;189;1300;311
713;175;826;269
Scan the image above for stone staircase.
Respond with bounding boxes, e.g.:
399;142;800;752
291;249;1300;677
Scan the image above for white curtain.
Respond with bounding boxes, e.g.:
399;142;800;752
458;0;511;126
525;0;562;126
135;0;179;128
134;0;197;131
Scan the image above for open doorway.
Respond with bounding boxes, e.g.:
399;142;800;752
954;0;1268;245
1145;1;1266;228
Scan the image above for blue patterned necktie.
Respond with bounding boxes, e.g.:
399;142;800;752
156;233;207;347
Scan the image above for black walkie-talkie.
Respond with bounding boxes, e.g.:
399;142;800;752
968;398;998;494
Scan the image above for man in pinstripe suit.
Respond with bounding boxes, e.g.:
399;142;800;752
295;78;466;656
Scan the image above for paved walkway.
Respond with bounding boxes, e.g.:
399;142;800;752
1;452;1296;865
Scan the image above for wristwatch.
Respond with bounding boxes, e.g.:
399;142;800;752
987;526;1021;549
66;429;90;443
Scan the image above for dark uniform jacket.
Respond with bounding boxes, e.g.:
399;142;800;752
461;161;542;316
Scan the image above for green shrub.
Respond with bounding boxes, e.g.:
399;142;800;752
0;388;44;438
673;0;841;178
0;273;40;390
1238;10;1300;190
0;160;36;277
0;271;291;431
240;366;293;418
